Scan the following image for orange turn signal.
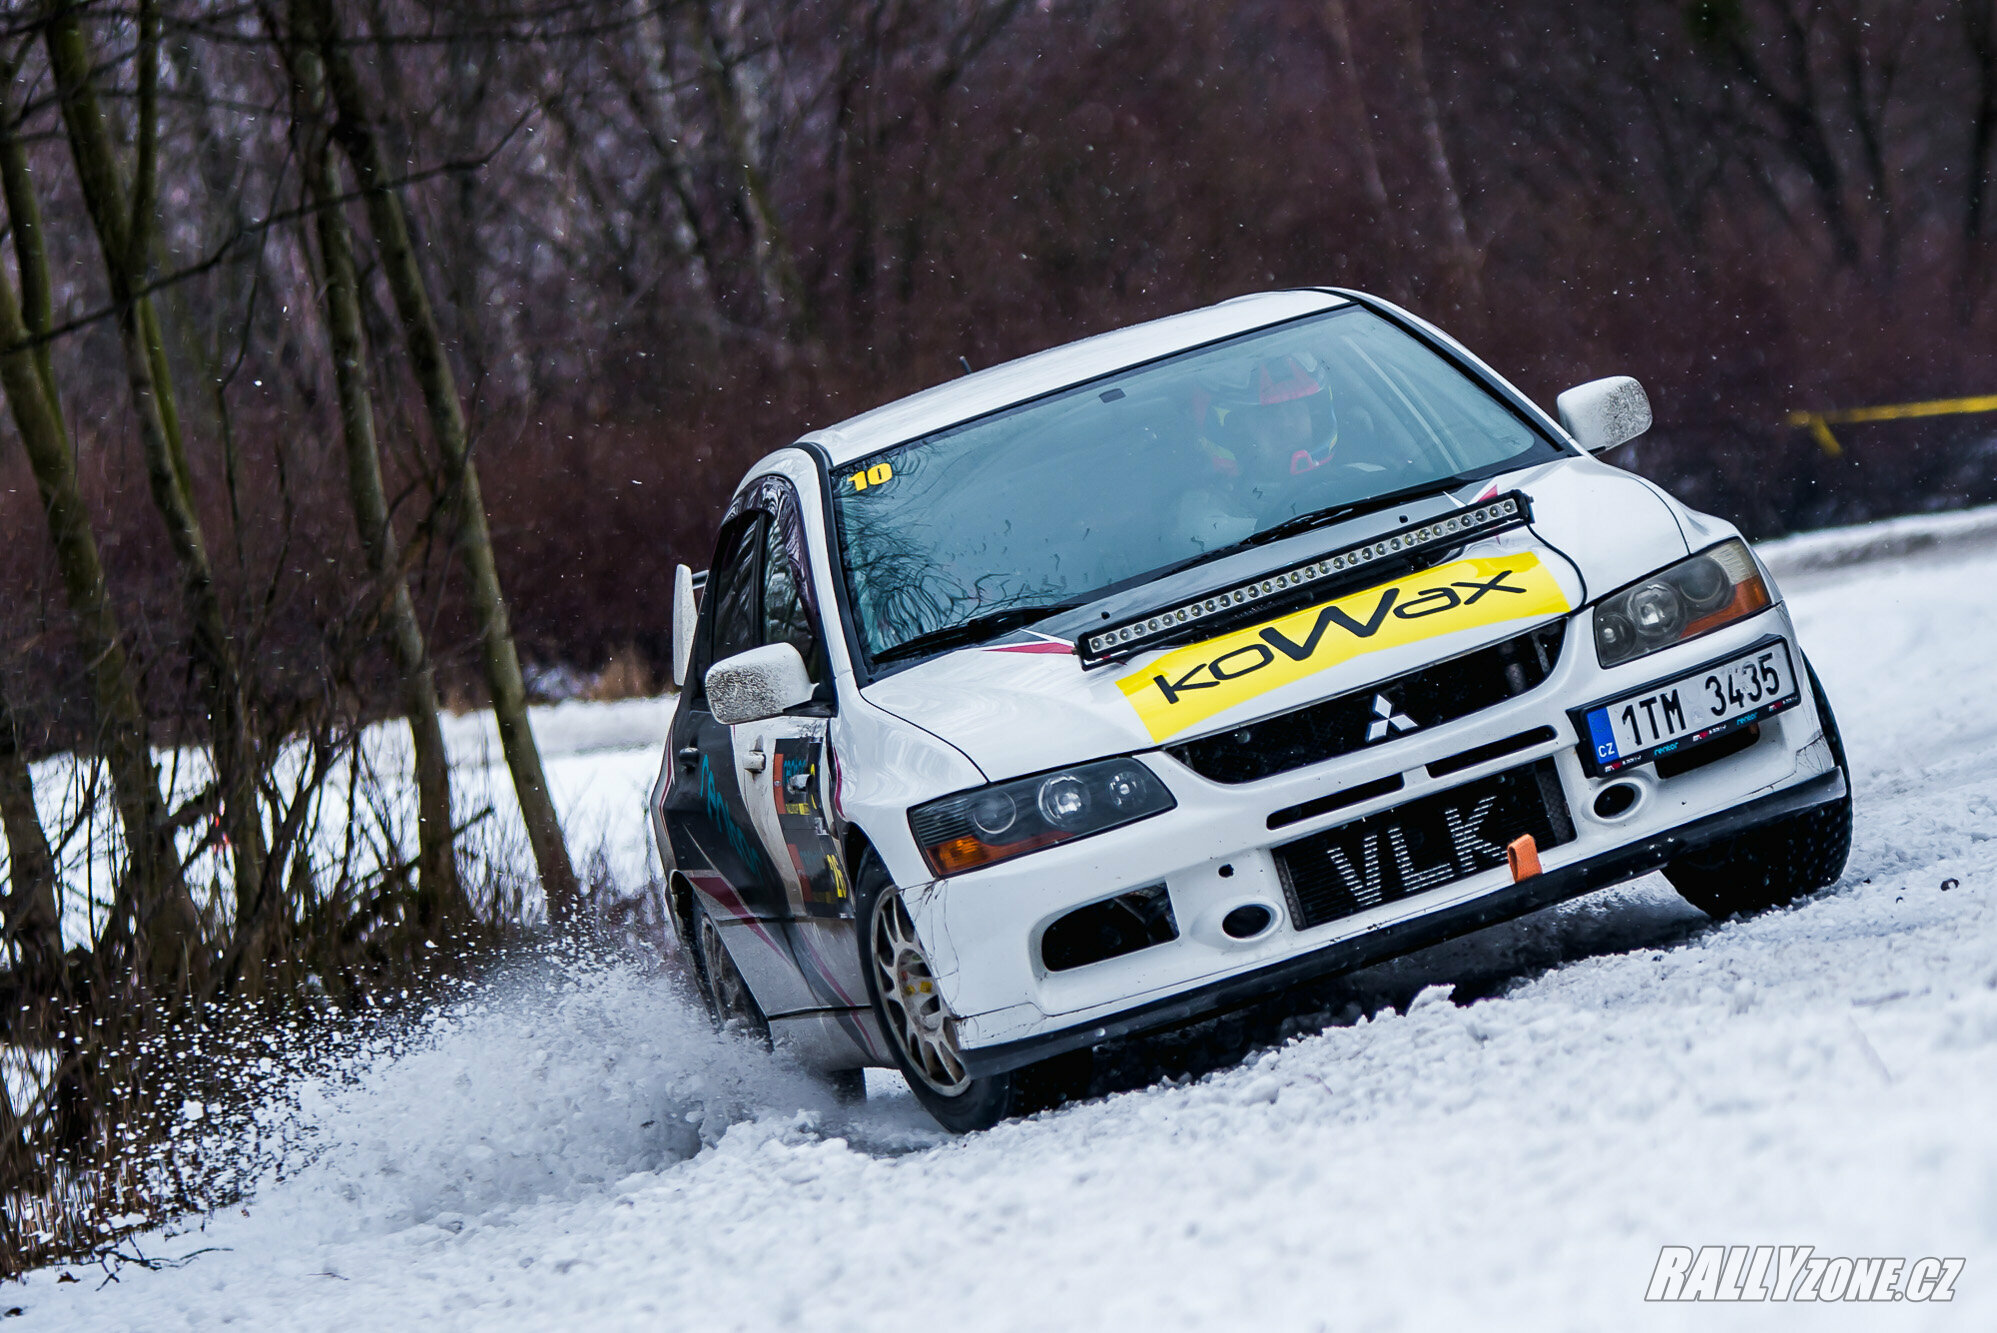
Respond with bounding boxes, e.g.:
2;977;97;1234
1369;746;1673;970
1683;574;1771;639
927;830;1064;875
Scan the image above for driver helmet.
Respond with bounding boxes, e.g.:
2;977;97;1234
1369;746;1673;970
1242;353;1337;475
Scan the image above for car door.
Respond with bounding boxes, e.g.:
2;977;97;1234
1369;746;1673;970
727;480;879;1038
662;484;866;1036
660;512;789;923
729;481;849;920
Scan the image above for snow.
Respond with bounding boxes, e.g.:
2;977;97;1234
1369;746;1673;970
5;687;676;949
1758;502;1997;578
14;510;1997;1329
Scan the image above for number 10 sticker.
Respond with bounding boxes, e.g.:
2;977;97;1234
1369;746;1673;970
850;462;894;491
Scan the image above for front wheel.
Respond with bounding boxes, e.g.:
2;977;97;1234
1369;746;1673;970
1664;658;1853;918
855;854;1087;1132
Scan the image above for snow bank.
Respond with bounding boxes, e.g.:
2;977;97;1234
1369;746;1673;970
1756;500;1997;577
438;694;676;767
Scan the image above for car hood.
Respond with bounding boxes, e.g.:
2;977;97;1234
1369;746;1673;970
859;457;1689;781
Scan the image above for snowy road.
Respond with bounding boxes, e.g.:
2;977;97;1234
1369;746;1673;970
16;516;1997;1330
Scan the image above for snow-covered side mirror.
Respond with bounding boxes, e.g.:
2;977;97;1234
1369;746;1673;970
1556;376;1652;453
705;643;813;726
671;564;697;691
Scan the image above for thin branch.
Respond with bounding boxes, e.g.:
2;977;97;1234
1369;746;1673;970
0;108;533;356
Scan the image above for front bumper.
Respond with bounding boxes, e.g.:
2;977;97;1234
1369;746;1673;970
957;764;1845;1077
906;604;1840;1062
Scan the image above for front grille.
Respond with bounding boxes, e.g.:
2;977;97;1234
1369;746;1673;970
1274;759;1574;931
1426;725;1559;779
1166;622;1566;784
1267;773;1405;831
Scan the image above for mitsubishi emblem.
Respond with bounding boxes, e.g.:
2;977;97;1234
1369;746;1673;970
1365;694;1418;742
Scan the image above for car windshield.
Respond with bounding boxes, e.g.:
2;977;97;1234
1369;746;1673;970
831;306;1565;664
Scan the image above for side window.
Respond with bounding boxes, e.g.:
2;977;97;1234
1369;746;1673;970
761;500;826;685
704;515;765;682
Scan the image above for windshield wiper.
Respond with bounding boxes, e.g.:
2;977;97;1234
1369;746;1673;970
1214;474;1481;560
872;601;1088;665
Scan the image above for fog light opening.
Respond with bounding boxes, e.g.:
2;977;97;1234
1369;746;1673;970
1221;904;1274;939
1592;782;1640;820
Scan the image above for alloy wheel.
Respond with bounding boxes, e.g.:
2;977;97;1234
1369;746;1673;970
869;889;970;1095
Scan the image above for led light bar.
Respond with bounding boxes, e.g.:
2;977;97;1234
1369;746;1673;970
1078;491;1532;667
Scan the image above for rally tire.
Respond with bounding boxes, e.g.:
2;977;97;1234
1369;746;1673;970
854;853;1012;1131
853;853;1094;1131
1664;658;1852;918
858;858;1110;1133
692;896;771;1043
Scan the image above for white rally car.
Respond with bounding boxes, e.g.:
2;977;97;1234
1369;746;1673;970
649;289;1851;1130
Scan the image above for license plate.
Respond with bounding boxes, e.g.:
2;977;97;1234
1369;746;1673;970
1274;760;1574;931
1581;639;1799;775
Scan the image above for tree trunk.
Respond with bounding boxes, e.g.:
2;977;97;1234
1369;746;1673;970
42;0;269;978
691;0;813;346
626;4;723;324
1395;0;1483;315
306;0;580;928
0;49;69;993
0;73;198;986
0;690;63;992
281;0;464;936
1703;4;1862;269
1319;0;1393;223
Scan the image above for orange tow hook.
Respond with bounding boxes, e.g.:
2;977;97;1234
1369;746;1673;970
1507;834;1542;882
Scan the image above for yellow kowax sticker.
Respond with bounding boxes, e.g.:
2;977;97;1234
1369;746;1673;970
1117;553;1569;742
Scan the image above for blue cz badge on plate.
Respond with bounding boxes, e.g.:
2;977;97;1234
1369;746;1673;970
1587;708;1619;765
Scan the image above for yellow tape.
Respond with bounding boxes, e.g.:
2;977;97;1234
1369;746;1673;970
1117;554;1570;742
1786;395;1997;457
1791;414;1845;458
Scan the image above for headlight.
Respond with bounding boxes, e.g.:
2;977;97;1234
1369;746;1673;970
1592;538;1771;668
909;758;1176;876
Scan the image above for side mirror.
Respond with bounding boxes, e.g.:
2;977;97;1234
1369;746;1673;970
1556;376;1652;453
671;564;697;690
705;642;813;726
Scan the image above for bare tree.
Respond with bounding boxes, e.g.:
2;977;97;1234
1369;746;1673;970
1689;0;1865;267
304;0;580;927
690;0;813;347
0;687;62;992
0;41;198;986
277;0;465;936
43;0;270;971
1396;0;1483;314
1319;0;1393;226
